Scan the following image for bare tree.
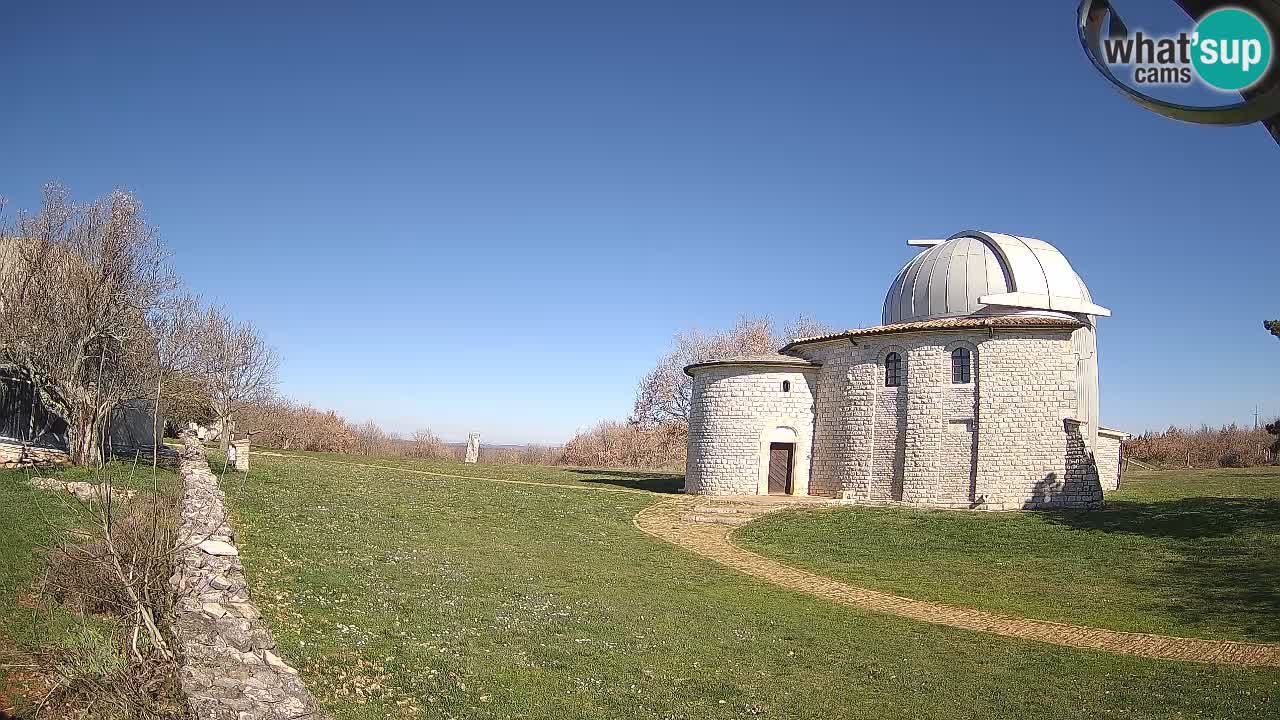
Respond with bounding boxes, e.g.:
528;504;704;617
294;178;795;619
631;315;832;429
352;419;393;456
0;184;175;465
238;396;357;452
198;307;278;449
408;427;451;459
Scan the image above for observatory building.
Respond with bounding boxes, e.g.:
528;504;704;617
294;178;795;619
683;231;1127;510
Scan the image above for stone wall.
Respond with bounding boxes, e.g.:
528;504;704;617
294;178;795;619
0;439;69;467
973;333;1100;509
1096;430;1125;491
938;385;978;504
685;366;817;495
791;327;1105;509
868;386;905;501
170;435;324;720
807;351;868;498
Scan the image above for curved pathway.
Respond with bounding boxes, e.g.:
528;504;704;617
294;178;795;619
247;451;1280;667
634;496;1280;668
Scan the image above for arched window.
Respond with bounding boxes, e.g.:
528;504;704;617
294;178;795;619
951;347;972;384
781;380;791;393
884;352;903;387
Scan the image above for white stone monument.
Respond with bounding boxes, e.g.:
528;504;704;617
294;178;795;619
464;433;480;464
231;438;250;472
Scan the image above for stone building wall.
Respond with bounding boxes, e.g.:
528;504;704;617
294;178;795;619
868;386;905;501
807;352;867;498
972;333;1100;509
789;328;1104;509
684;366;818;495
938;384;978;504
1096;430;1125;491
901;343;946;504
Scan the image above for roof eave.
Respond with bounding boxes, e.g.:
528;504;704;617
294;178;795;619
781;316;1085;352
683;359;823;377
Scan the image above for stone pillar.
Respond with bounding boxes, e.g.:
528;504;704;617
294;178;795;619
464;433;480;464
231;439;250;472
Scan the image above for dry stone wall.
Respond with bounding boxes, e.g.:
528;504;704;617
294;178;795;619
685;366;817;495
170;435;324;720
0;440;68;467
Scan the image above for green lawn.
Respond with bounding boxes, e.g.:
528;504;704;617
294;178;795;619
737;467;1280;644
0;460;180;656
220;451;1279;720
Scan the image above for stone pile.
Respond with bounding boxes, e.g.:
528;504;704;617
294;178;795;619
0;440;69;467
170;434;323;720
29;477;136;503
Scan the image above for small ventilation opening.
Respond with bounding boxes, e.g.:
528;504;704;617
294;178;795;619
781;380;791;393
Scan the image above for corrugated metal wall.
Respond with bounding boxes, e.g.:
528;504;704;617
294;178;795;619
0;375;68;447
103;402;163;454
1072;324;1100;454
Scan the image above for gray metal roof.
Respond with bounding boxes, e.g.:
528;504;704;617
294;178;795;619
882;231;1110;325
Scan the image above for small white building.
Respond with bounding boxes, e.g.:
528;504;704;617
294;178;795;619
684;231;1128;510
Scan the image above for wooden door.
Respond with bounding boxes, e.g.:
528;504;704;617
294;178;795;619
767;442;794;495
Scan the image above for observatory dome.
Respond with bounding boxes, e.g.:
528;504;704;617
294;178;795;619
881;231;1109;326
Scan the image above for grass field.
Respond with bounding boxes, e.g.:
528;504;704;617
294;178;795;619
737;467;1280;644
0;460;182;694
216;451;1279;719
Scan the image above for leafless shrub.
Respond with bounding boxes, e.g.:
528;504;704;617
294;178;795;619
351;419;396;457
559;419;685;470
517;443;563;465
29;460;186;719
37;620;184;719
41;491;176;617
238;397;357;453
479;444;563;465
1123;422;1277;468
407;428;452;459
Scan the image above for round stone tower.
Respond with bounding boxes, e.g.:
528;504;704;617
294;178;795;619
683;356;819;496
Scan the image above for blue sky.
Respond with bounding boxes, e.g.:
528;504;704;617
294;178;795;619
4;1;1277;444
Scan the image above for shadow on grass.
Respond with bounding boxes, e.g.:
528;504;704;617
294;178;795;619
1040;497;1280;540
565;468;685;494
1040;496;1280;641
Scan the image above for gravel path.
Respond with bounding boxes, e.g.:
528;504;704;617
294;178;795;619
634;496;1280;668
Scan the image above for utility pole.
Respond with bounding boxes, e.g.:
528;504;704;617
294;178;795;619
1255;404;1261;430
